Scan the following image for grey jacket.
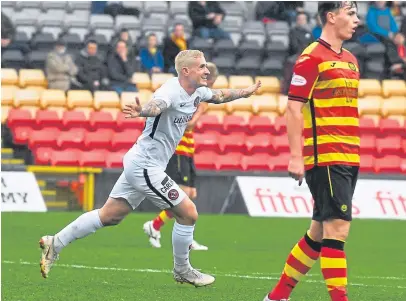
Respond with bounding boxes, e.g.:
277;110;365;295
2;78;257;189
45;51;78;91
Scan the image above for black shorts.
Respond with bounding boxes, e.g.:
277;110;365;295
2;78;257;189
305;165;359;222
165;154;196;188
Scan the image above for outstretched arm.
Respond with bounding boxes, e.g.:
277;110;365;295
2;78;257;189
123;97;168;118
205;81;261;104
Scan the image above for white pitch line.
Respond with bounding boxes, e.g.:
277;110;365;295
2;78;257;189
3;260;406;290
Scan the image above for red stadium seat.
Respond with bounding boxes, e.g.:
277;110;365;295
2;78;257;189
57;129;86;149
7;108;35;129
106;151;126;168
360;154;375;173
116;112;145;131
194;132;221;153
245;133;273;154
360;135;376;155
273;135;290;154
79;150;107;167
84;129;114;150
403;139;406;156
359;117;378;135
111;129;142;150
89;110;115;130
216;153;243;171
219;132;246;154
29;128;60;149
62;110;88;130
375;156;402;173
249;115;274;134
274;116;287;135
242;153;273;171
401;159;406;174
223;115;249;133
51;149;80;166
34;147;53;165
195;114;223;132
379;118;401;137
271;152;290;171
376;136;402;156
36;109;62;129
194;151;218;170
11;126;32;145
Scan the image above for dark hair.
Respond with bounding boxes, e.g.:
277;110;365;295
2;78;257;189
318;1;357;25
296;12;308;20
86;39;98;45
147;33;157;39
173;23;184;29
120;28;128;33
116;39;127;46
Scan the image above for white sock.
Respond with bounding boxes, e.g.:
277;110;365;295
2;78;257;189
172;222;194;272
53;209;103;253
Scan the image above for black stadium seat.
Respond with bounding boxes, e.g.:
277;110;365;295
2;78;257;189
261;57;284;77
239;40;262;58
213;39;236;56
62;33;84;50
212;54;236;76
265;41;289;61
31;32;56;51
28;50;48;69
1;50;26;70
190;37;213;60
235;56;262;77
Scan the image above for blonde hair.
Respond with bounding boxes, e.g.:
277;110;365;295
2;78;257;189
175;50;204;75
206;62;218;80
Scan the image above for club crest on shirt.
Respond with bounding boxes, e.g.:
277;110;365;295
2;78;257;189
194;96;200;107
348;62;356;71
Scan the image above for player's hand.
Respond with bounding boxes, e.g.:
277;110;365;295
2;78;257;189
288;155;304;186
243;81;261;98
123;97;142;118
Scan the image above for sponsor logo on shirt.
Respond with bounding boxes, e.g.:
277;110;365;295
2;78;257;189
174;115;193;124
161;179;174;194
291;73;307;86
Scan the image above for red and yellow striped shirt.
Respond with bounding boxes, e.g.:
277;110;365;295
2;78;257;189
175;129;195;157
288;39;360;170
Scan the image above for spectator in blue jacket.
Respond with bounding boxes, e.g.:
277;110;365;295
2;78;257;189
140;33;164;74
366;1;398;41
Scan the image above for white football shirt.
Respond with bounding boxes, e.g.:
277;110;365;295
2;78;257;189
127;77;213;170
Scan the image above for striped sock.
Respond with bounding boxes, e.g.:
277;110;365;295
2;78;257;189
152;210;173;231
321;239;348;301
269;231;321;299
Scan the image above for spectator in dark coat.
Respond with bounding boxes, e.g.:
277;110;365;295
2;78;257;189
75;40;110;91
91;1;140;18
1;12;30;54
107;40;137;94
163;23;189;73
188;1;230;40
289;12;313;55
140;33;164;74
110;28;136;60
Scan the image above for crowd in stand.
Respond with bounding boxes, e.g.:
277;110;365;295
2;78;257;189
1;1;406;95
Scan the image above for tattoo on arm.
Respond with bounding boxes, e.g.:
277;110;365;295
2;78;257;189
206;89;246;104
139;99;168;117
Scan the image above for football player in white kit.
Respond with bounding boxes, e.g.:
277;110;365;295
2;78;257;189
39;50;261;287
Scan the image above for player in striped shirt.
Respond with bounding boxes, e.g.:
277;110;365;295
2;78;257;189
143;63;219;250
264;2;360;301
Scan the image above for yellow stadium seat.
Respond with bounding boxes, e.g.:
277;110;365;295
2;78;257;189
382;80;406;98
94;91;120;110
1;86;18;106
226;98;253;114
381;97;406;117
358;79;381;97
40;89;66;108
278;94;288;115
139;89;153;105
255;76;280;94
207;102;227;113
121;90;153;108
229;76;254;89
252;94;278;114
2;105;10;124
19;69;46;88
358;96;382;116
67;90;93;109
25;86;46;94
132;72;151;90
2;69;18;85
14;89;40;107
151;73;174;91
212;75;228;89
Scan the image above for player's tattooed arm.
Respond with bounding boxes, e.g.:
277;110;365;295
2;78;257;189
206;81;261;104
123;97;168;118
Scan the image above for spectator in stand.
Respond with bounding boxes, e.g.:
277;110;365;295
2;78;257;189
75;39;110;91
256;2;305;25
388;1;403;17
91;1;140;18
188;1;230;40
389;32;406;79
289;12;314;56
1;12;30;54
367;1;398;42
163;23;189;73
111;28;136;60
107;40;137;94
140;33;164;74
45;39;78;91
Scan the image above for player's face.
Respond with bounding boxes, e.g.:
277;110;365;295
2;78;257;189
335;5;359;40
188;56;210;88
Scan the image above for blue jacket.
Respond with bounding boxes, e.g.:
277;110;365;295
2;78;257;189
366;6;398;38
140;48;164;72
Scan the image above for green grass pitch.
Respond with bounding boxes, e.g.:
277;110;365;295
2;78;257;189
2;212;406;300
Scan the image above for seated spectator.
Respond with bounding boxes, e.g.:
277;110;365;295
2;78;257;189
75;39;110;91
91;1;140;18
1;12;30;55
111;28;136;60
45;39;78;91
367;1;398;42
389;1;403;17
140;33;164;74
396;33;406;62
163;23;189;73
188;1;230;40
256;2;304;25
107;40;137;94
389;32;406;79
289;12;313;56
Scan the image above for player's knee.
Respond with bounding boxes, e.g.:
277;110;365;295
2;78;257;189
99;197;131;226
323;219;351;241
184;201;198;224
